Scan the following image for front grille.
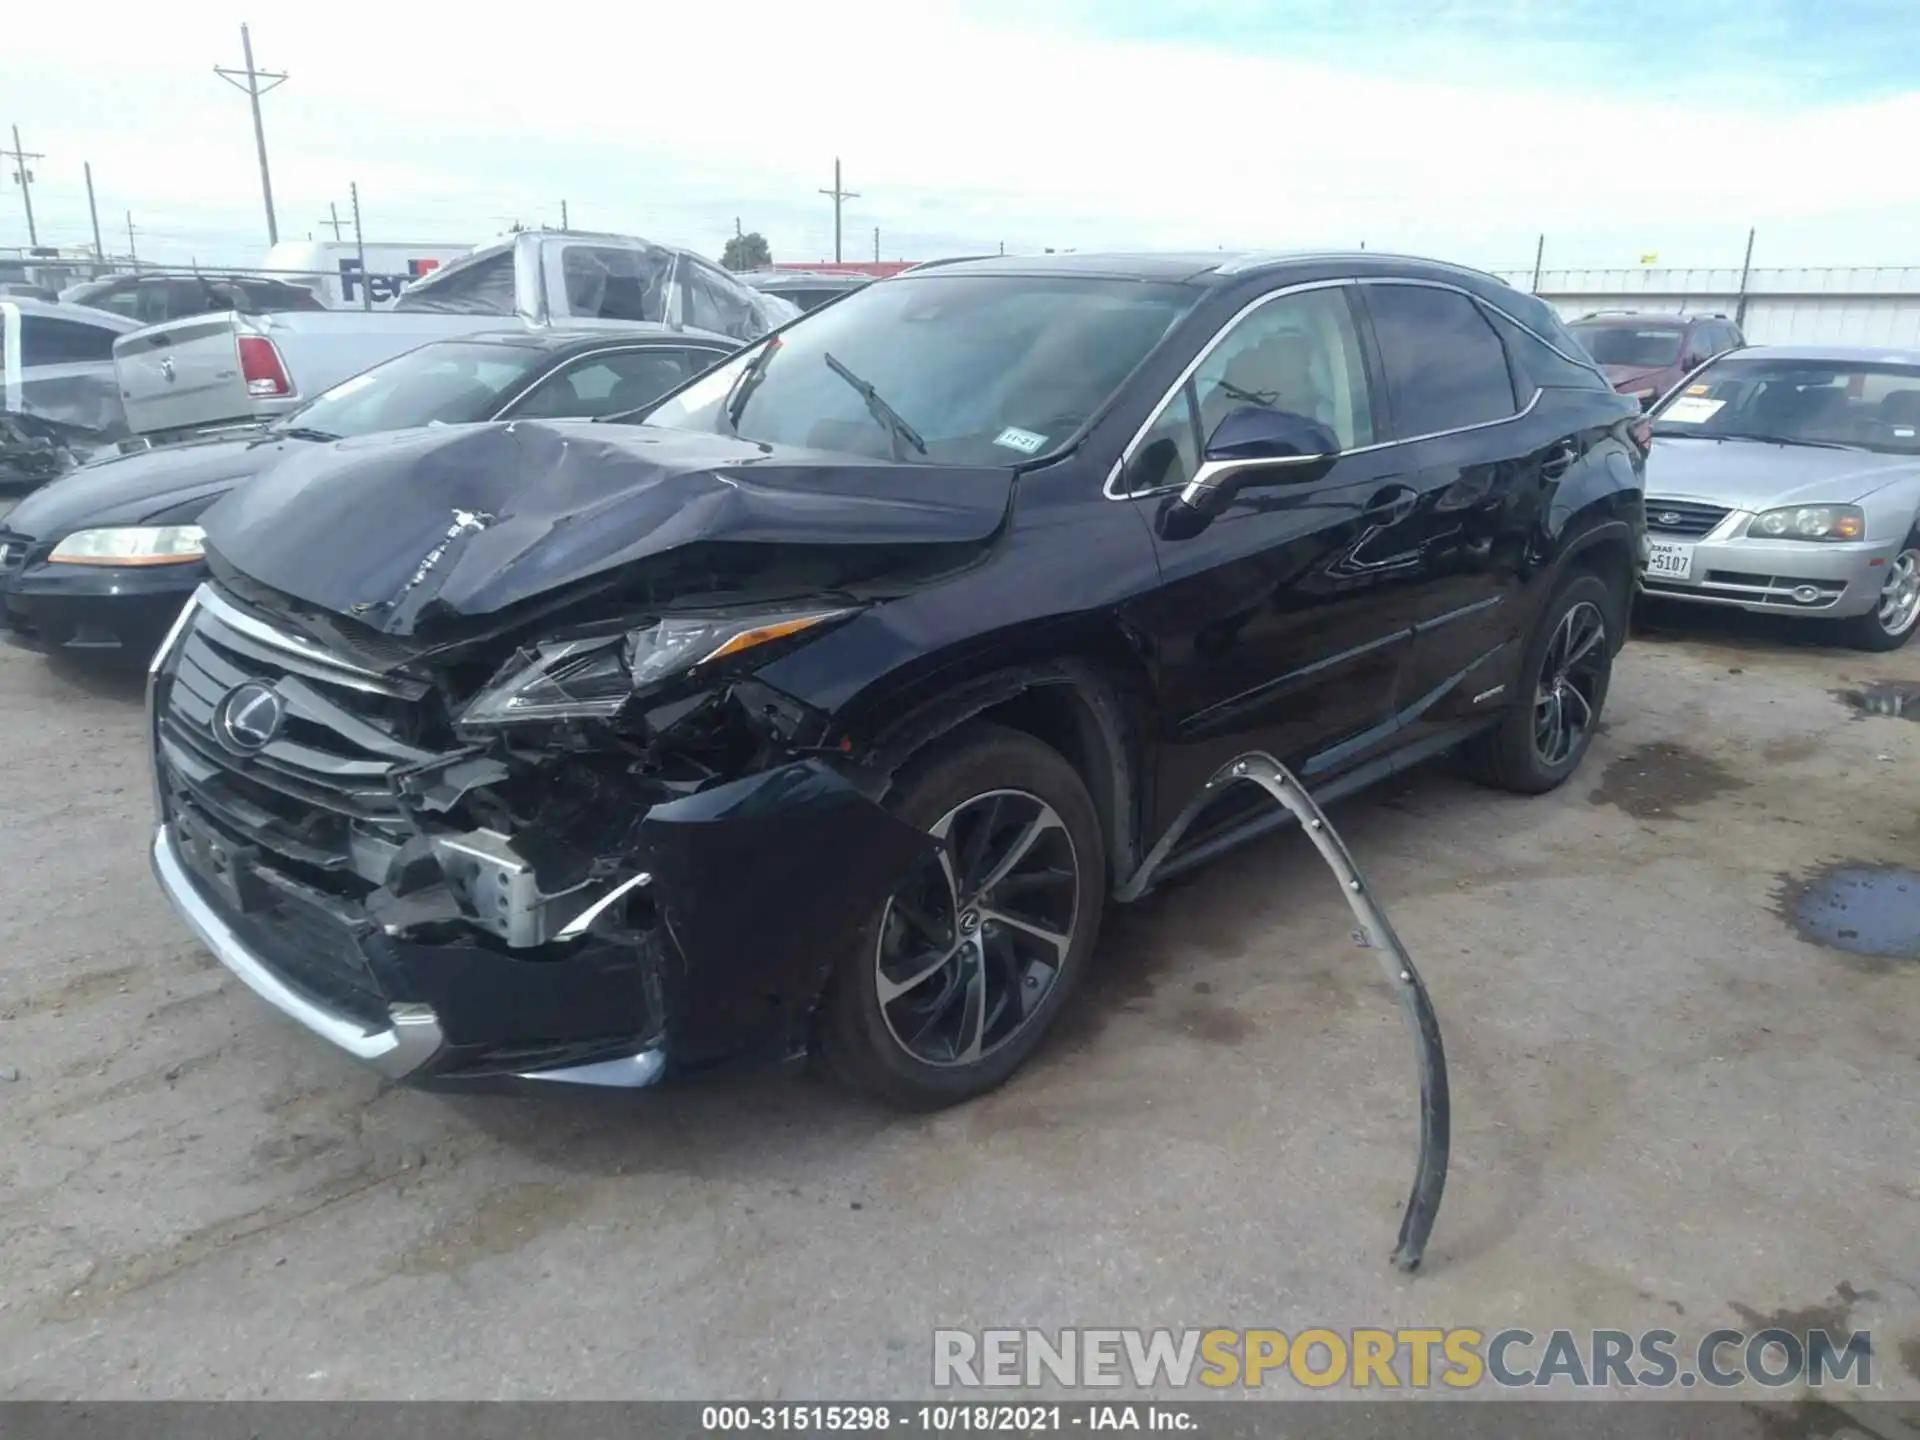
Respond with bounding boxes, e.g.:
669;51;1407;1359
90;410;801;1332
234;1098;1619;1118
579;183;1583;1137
1645;498;1731;538
156;592;442;896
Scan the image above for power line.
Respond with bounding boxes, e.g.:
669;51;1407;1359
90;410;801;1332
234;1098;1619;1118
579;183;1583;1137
819;157;859;264
4;123;45;247
214;23;288;245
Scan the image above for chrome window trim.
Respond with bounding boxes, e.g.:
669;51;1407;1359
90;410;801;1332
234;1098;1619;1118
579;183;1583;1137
1105;275;1558;501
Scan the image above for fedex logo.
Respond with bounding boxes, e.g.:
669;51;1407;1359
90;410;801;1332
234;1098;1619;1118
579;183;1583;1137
337;256;444;305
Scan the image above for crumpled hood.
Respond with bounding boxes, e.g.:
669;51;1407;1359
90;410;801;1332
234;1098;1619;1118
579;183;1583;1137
202;421;1017;633
1646;435;1920;509
3;433;287;540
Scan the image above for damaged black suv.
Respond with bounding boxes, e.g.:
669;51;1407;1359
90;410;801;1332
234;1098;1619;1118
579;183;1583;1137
148;252;1644;1108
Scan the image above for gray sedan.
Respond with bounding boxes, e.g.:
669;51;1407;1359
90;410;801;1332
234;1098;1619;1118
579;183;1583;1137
1638;344;1920;650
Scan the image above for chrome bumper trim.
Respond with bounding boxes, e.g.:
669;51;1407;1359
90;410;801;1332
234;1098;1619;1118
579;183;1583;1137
149;826;444;1079
516;1049;667;1088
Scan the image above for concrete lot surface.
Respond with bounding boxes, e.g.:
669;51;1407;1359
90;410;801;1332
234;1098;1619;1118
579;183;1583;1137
0;602;1915;1401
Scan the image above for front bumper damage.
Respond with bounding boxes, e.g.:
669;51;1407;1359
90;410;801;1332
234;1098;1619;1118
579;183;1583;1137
145;586;932;1089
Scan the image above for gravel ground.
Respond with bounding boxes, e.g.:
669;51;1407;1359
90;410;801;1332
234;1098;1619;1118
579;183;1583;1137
0;589;1915;1402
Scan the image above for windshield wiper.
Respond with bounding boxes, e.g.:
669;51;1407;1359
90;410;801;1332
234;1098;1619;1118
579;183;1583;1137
269;426;341;443
823;352;927;458
724;337;782;433
1215;378;1280;409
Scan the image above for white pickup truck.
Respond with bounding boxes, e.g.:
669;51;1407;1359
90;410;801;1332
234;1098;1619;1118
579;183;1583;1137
112;232;797;442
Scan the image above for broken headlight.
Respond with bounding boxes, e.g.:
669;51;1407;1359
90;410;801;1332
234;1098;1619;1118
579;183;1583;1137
457;605;857;729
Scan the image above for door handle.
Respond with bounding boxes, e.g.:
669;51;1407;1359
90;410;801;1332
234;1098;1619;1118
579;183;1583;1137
1361;485;1418;524
1540;442;1579;479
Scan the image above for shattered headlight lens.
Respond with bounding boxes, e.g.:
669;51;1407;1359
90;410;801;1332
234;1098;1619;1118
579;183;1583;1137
1746;505;1865;541
457;606;856;729
48;524;206;565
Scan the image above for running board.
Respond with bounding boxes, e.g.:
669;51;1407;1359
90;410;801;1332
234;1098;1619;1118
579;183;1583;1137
1118;751;1451;1275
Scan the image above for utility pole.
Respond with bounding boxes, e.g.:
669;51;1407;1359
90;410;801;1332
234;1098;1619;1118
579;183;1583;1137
819;158;858;264
350;181;369;311
735;216;742;239
4;124;43;247
560;199;569;230
320;202;346;240
215;23;289;245
84;161;104;260
1530;232;1546;293
1735;226;1757;327
873;226;879;263
126;212;139;270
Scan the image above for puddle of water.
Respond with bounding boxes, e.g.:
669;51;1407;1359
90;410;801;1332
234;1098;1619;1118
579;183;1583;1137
1836;680;1920;722
1588;741;1748;820
1782;864;1920;961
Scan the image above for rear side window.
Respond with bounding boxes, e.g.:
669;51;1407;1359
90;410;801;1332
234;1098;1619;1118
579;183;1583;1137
20;316;118;365
1364;284;1518;436
1486;309;1609;393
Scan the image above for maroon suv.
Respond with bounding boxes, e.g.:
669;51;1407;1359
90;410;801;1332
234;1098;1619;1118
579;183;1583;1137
1566;311;1744;409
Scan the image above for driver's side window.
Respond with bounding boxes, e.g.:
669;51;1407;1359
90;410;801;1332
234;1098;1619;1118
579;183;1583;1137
1122;285;1374;495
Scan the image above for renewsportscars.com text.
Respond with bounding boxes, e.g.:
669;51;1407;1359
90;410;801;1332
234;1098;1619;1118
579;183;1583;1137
932;1327;1873;1391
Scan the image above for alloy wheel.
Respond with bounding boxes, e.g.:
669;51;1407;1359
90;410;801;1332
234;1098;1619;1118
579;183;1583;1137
1875;548;1920;638
1533;600;1608;767
874;789;1080;1068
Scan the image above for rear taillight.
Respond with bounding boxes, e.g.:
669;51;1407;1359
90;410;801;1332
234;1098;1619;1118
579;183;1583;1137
237;335;291;398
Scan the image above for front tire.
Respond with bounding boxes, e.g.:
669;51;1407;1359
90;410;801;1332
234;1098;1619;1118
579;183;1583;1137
818;723;1106;1110
1467;572;1615;794
1834;535;1920;652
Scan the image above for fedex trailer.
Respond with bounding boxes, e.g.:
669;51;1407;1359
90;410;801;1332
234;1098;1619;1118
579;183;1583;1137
259;241;475;308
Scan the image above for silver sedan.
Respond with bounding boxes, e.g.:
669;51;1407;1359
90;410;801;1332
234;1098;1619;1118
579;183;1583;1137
1637;344;1920;650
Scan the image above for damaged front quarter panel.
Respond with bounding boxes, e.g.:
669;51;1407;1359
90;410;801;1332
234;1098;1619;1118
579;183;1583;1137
632;759;935;1064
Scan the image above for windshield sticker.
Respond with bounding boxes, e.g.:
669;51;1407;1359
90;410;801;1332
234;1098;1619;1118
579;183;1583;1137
1686;383;1712;395
322;372;378;400
994;426;1047;455
1659;396;1725;424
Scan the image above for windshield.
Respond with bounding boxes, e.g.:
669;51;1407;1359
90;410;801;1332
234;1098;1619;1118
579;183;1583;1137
1650;356;1920;453
638;274;1198;465
1569;324;1684;369
274;340;545;438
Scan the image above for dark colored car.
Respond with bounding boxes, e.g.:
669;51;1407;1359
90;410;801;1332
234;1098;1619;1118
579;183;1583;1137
147;252;1645;1108
737;269;874;312
59;272;327;324
1567;311;1745;410
0;329;735;661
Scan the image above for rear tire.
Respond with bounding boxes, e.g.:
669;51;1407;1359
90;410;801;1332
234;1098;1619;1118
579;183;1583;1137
1833;534;1920;652
1467;572;1615;794
817;723;1106;1111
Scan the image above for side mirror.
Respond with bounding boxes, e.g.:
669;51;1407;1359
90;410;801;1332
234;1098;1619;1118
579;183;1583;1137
1157;407;1340;539
1202;405;1339;468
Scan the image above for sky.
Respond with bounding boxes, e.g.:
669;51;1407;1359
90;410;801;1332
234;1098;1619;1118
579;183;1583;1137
4;1;1920;275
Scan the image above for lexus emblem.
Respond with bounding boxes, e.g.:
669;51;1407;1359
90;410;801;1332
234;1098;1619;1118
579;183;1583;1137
159;356;177;384
1654;511;1682;526
213;682;285;754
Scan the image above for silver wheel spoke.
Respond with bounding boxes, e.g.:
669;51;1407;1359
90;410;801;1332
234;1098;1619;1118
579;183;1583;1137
878;937;965;1004
1562;684;1594;731
980;907;1072;958
1563;619;1604;669
972;806;1064;902
956;954;988;1062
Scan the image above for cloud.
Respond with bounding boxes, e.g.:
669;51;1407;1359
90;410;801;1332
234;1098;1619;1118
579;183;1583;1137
2;1;1917;271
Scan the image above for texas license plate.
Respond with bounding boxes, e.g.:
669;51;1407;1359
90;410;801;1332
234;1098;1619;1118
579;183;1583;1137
1644;540;1695;581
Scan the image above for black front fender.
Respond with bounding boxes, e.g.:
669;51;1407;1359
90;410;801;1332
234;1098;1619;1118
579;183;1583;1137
636;759;935;1063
